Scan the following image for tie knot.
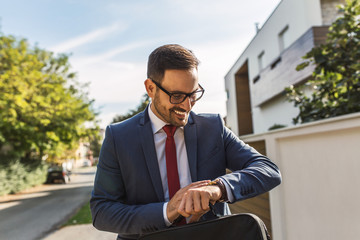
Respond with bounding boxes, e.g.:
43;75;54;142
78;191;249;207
163;125;177;137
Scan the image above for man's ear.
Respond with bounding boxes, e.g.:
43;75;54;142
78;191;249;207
144;78;155;99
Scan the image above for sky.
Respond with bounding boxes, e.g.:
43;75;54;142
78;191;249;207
0;0;281;128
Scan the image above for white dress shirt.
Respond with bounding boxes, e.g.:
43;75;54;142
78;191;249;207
148;105;192;225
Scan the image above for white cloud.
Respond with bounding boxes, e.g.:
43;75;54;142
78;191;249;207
98;111;120;128
72;41;150;67
50;22;127;52
71;59;147;102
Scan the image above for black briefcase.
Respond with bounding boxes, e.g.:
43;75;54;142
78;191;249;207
138;213;270;240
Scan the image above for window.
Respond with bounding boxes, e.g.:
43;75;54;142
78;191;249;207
278;25;289;52
258;51;265;71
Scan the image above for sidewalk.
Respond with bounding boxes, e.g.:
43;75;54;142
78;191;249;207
42;167;118;240
43;224;117;240
0;166;117;240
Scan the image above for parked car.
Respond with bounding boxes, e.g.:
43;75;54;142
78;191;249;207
46;165;71;184
82;159;92;167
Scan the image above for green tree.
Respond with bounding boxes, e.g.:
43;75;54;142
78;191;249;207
0;34;99;163
286;0;360;124
89;130;102;158
112;93;150;123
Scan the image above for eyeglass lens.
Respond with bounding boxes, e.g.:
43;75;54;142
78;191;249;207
170;91;203;104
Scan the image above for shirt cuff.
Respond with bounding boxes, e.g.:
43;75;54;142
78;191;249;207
163;202;172;226
219;177;235;202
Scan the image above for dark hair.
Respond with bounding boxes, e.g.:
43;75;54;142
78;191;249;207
147;44;200;83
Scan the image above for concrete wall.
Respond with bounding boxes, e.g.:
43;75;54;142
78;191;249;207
255;85;315;132
321;0;345;25
253;94;298;131
241;112;360;240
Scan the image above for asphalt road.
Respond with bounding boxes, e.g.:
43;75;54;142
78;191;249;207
0;167;96;240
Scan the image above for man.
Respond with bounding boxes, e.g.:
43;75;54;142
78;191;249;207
90;44;281;240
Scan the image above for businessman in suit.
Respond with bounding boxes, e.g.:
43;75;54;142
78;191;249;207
90;44;281;240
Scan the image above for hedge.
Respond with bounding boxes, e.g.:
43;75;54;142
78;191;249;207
0;158;48;196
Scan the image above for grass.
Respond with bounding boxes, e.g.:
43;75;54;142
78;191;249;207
63;201;92;226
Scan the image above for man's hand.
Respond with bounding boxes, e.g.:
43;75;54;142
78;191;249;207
166;181;210;223
178;184;221;223
166;180;222;224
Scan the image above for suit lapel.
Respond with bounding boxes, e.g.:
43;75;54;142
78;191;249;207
184;113;198;182
138;107;164;202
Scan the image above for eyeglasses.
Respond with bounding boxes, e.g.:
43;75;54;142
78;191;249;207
150;79;205;104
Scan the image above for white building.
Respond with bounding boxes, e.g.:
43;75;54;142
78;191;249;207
225;0;345;136
225;0;348;238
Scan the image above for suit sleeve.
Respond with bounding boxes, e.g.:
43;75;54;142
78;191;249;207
90;126;166;235
219;119;282;202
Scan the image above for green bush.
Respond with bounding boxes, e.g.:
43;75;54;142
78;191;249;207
0;158;48;196
268;124;287;131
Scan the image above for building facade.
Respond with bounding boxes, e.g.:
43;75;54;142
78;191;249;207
225;0;345;136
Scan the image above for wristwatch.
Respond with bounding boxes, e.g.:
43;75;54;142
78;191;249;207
208;178;228;202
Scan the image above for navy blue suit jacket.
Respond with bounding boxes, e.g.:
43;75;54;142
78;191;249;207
90;107;281;239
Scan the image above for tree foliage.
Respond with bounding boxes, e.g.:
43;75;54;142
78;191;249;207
286;0;360;124
0;33;99;163
89;130;102;158
112;93;150;123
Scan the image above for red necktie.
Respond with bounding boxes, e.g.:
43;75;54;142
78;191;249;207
163;125;187;225
163;125;180;199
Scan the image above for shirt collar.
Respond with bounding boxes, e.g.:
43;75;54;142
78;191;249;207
148;103;184;134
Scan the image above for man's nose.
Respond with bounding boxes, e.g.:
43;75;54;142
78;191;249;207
180;96;193;111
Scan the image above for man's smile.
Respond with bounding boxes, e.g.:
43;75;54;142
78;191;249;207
172;109;188;119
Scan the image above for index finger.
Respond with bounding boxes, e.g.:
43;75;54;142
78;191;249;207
187;180;211;188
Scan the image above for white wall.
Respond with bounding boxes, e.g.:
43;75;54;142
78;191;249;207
225;73;239;133
252;95;299;132
242;112;360;240
253;86;314;133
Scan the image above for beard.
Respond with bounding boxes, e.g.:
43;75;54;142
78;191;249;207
152;92;190;127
